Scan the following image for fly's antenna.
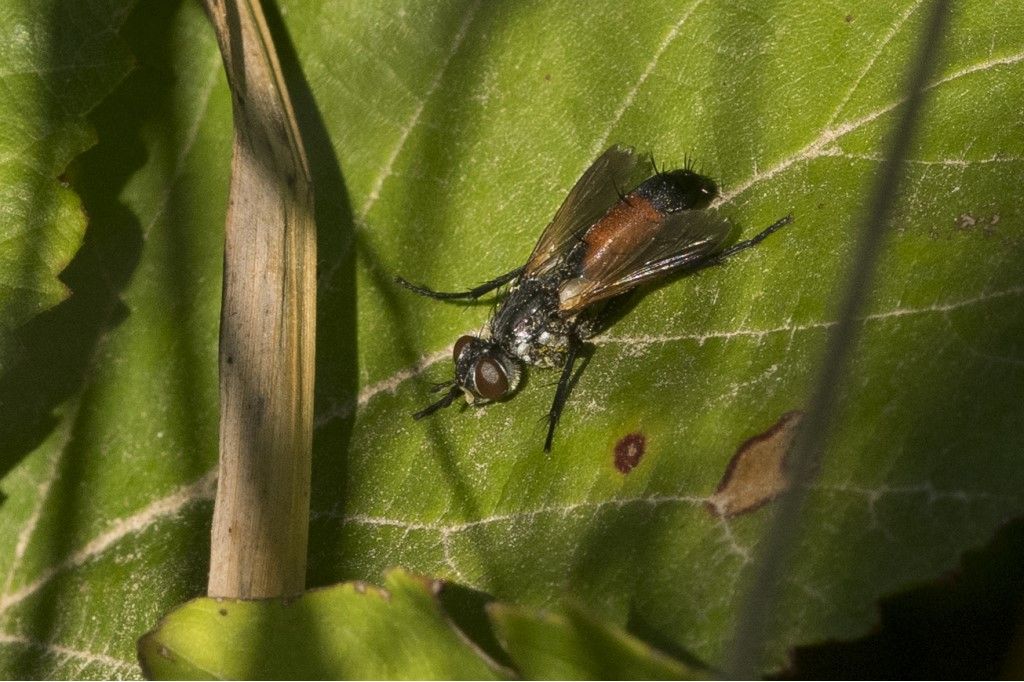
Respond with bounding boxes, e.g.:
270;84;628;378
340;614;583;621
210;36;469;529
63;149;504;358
413;384;461;419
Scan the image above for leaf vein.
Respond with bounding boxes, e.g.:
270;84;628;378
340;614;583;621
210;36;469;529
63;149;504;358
822;149;1024;166
0;632;135;675
356;0;482;220
319;286;1024;427
1;445;64;598
824;0;926;128
141;49;223;240
587;0;708;160
339;493;708;535
0;471;216;615
715;48;1024;205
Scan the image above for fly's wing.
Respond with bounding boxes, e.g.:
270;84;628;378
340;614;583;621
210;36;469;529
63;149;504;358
524;146;652;275
558;210;732;313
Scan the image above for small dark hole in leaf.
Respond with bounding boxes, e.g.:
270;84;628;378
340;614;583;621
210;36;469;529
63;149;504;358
218;608;228;616
614;433;646;473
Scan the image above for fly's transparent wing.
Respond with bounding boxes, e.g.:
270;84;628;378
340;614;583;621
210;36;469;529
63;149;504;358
558;210;732;313
524;146;651;275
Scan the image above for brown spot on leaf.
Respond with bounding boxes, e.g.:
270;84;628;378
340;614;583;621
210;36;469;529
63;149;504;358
219;607;228;616
706;411;803;517
845;13;854;22
614;433;646;473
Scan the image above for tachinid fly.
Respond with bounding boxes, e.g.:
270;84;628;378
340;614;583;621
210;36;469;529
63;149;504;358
397;146;792;451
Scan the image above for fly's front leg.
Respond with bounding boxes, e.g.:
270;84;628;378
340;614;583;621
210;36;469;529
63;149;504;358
544;338;582;452
395;266;524;301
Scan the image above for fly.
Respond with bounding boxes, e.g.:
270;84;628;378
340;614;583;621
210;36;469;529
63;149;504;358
397;145;792;451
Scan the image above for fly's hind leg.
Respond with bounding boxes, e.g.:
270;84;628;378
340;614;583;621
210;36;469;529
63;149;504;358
544;337;583;453
715;214;793;260
674;214;792;278
395;266;524;301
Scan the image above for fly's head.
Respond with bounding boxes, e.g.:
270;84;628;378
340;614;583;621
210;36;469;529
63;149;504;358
451;334;521;404
412;335;522;420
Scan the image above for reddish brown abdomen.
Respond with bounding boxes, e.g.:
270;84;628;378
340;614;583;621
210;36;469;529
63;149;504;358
580;194;664;271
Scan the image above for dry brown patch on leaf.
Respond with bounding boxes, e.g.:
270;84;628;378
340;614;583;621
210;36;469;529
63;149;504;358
706;411;803;517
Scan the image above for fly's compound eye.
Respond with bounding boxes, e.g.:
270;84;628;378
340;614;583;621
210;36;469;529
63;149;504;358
453;335;475;362
474;357;509;400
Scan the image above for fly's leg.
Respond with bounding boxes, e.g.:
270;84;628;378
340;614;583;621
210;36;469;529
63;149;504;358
668;214;791;279
612;214;793;284
715;214;792;260
545;338;582;453
395;266;524;301
412;384;461;420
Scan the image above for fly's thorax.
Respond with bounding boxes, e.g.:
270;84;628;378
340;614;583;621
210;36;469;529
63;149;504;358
509;321;569;368
489;273;572;368
635;169;718;213
452;335;522;405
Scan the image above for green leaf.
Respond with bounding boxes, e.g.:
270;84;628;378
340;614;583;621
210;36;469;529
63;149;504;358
1;0;1022;678
0;0;134;356
489;601;703;679
138;569;505;679
0;1;228;677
